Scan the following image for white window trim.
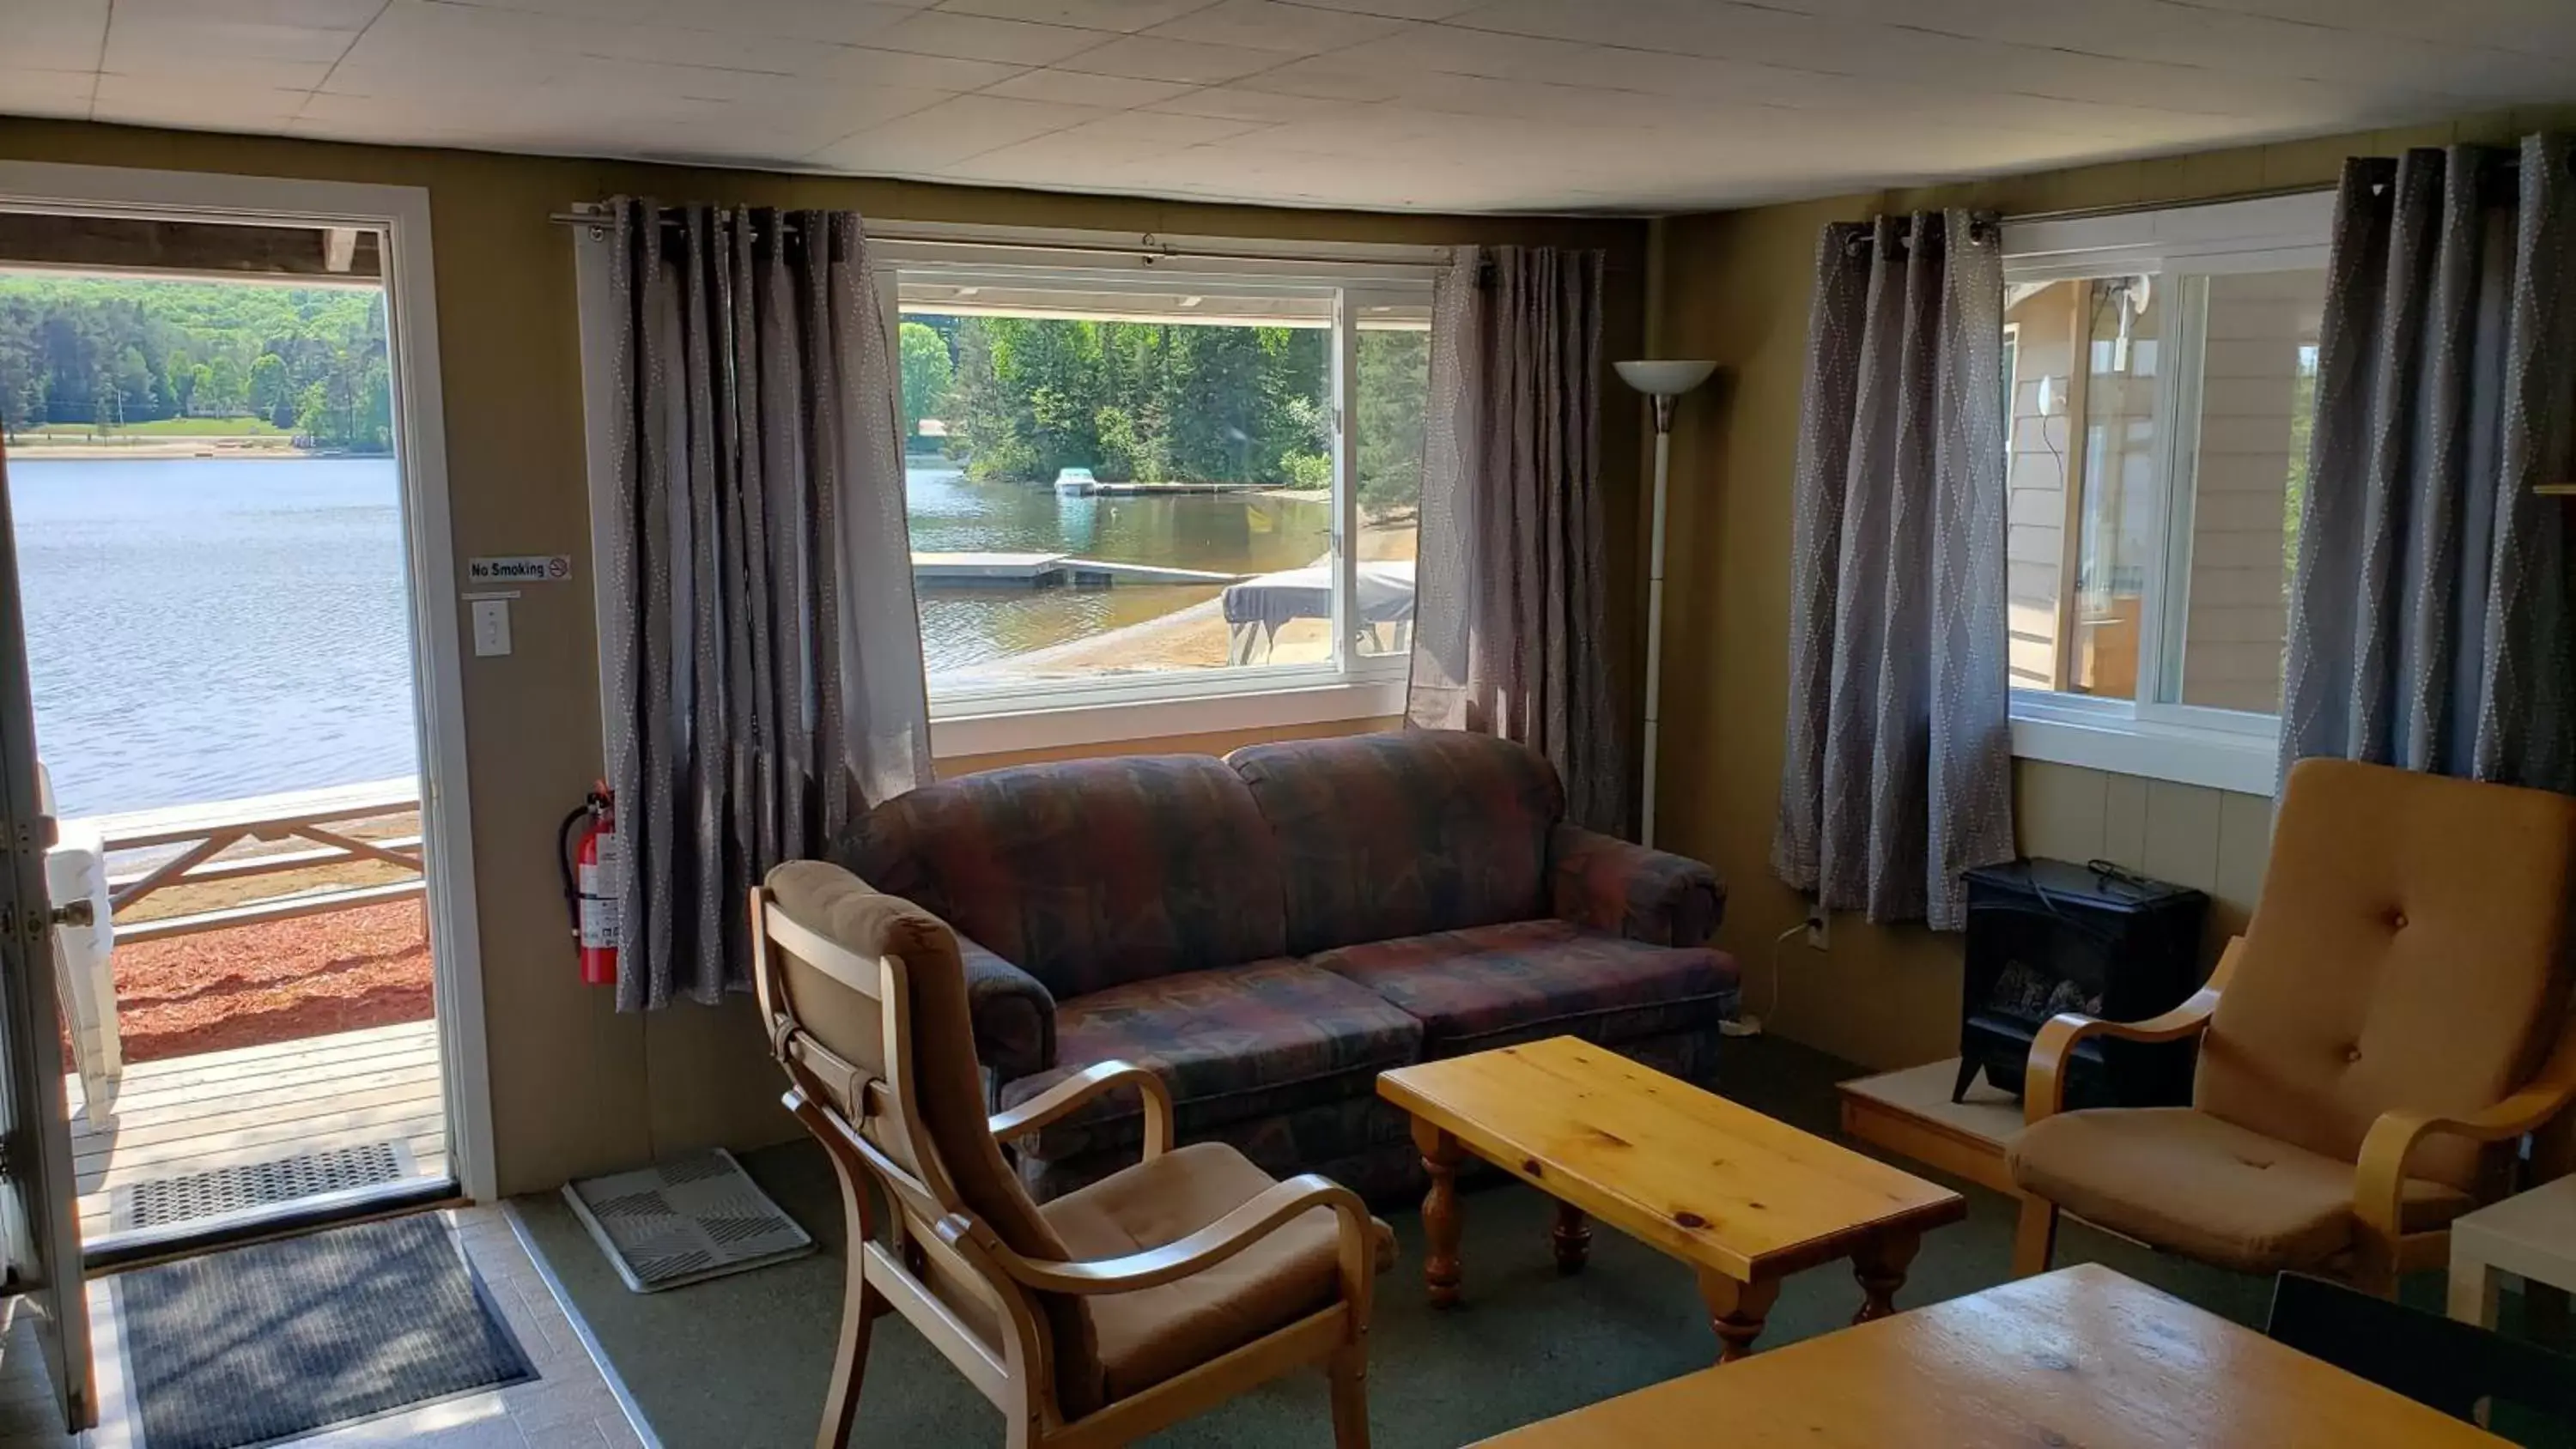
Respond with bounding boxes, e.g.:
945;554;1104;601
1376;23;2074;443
1999;190;2330;798
878;226;1438;749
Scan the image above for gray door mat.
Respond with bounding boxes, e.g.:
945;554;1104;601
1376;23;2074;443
115;1140;416;1232
117;1212;536;1449
562;1147;815;1292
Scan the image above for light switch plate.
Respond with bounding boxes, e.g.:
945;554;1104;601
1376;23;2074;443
471;597;512;657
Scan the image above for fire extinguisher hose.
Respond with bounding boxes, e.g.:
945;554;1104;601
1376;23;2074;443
557;803;589;939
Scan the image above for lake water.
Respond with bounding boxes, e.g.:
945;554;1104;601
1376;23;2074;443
2;456;1327;815
9;457;417;818
904;464;1328;679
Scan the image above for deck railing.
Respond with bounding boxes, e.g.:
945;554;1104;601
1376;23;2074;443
78;776;424;943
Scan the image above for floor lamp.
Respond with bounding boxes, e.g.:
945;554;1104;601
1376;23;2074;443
1616;359;1716;850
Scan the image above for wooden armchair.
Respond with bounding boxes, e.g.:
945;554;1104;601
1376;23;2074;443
750;860;1388;1449
2010;759;2576;1297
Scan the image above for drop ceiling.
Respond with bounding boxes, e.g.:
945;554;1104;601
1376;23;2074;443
5;0;2576;215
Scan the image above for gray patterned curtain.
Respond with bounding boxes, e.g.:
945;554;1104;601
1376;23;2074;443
582;198;932;1009
1407;245;1627;834
2279;138;2576;792
1772;211;2013;931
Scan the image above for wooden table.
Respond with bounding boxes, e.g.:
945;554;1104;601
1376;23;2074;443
1376;1036;1966;1361
1475;1264;2507;1447
2450;1173;2576;1329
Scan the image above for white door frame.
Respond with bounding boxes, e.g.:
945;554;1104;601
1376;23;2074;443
0;161;497;1204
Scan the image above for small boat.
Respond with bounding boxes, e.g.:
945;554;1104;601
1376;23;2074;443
1053;466;1097;495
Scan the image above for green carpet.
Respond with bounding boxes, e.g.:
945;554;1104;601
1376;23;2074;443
514;1036;2551;1448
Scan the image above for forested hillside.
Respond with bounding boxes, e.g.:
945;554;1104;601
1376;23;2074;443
909;314;1429;512
0;275;395;452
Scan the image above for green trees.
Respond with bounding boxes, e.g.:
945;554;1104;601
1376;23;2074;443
937;313;1334;488
0;276;394;450
898;320;951;443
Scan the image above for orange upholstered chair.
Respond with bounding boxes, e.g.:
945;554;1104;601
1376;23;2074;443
2010;759;2576;1295
749;859;1388;1449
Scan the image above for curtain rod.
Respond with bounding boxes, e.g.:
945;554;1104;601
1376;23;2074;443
546;205;1452;269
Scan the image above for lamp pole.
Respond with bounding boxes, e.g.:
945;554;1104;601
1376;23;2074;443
1616;360;1716;849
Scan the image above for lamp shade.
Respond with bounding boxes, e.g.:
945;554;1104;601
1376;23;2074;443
1615;359;1716;397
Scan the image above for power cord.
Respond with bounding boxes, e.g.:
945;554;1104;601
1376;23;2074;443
1721;921;1807;1038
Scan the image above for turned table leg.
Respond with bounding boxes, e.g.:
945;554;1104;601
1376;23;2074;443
1413;1118;1465;1308
1850;1229;1922;1325
1552;1202;1591;1275
1697;1270;1782;1363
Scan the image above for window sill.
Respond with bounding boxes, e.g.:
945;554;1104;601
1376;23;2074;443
2009;700;2276;797
930;675;1408;760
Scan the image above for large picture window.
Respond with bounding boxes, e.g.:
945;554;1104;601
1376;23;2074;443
1998;192;2333;793
882;250;1432;715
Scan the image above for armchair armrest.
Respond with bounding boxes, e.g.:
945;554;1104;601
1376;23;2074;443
2354;1012;2576;1248
987;1060;1175;1161
957;932;1056;1081
2024;937;2239;1126
965;1173;1375;1297
1548;822;1723;947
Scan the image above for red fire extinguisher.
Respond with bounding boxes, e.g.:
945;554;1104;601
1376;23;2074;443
559;784;619;986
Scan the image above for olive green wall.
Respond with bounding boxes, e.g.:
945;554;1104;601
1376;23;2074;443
0;118;1648;1193
1648;106;2576;1070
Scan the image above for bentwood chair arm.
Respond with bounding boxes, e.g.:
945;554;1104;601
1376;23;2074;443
989;1060;1176;1161
2354;1012;2576;1252
962;1173;1374;1298
2025;938;2241;1126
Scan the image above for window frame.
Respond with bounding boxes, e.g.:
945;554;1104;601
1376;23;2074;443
1996;191;2335;796
870;233;1436;738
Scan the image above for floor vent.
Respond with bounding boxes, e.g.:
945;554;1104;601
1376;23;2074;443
118;1141;414;1232
562;1148;813;1292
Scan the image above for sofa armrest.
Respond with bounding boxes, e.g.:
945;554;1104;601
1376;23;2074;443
1548;823;1723;947
957;931;1056;1081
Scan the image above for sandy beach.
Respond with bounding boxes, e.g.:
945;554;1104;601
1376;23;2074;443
7;435;302;459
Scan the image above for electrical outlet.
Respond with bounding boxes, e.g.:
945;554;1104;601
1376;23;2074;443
1804;901;1829;950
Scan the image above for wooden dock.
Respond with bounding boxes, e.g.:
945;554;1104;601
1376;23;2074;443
67;1018;447;1242
912;552;1248;588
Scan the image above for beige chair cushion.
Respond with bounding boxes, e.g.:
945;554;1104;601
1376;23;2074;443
1042;1142;1391;1404
2200;760;2576;1190
2009;1107;2476;1274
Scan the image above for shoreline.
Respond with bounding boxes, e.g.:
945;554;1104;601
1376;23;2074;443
5;437;392;461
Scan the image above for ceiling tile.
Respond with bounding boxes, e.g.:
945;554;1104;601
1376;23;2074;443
815;48;1032;92
983;68;1197;106
1065;108;1263;143
932;0;1218;34
1142;0;1410;53
29;0;2576;215
870;11;1121;65
1142;84;1352;122
1055;34;1285;84
0;68;97;117
808;92;1109;168
0;0;107;70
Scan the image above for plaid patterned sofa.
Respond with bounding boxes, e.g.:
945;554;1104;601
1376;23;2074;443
830;731;1736;1203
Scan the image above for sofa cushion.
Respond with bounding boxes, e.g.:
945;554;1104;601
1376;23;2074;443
997;959;1425;1163
2008;1106;2478;1275
831;754;1288;1000
1043;1142;1391;1404
1230;731;1565;955
1309;919;1739;1051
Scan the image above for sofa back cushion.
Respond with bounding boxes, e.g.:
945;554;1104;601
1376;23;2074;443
2199;758;2576;1191
1230;731;1565;955
832;755;1288;1000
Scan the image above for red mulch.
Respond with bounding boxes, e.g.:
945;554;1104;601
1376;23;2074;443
110;899;434;1063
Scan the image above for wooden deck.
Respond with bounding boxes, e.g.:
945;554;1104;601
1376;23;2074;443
64;1018;447;1242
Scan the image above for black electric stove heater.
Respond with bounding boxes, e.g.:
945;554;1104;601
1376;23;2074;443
1954;858;2209;1109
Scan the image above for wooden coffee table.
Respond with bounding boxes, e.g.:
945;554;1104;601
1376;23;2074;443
1376;1036;1966;1361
